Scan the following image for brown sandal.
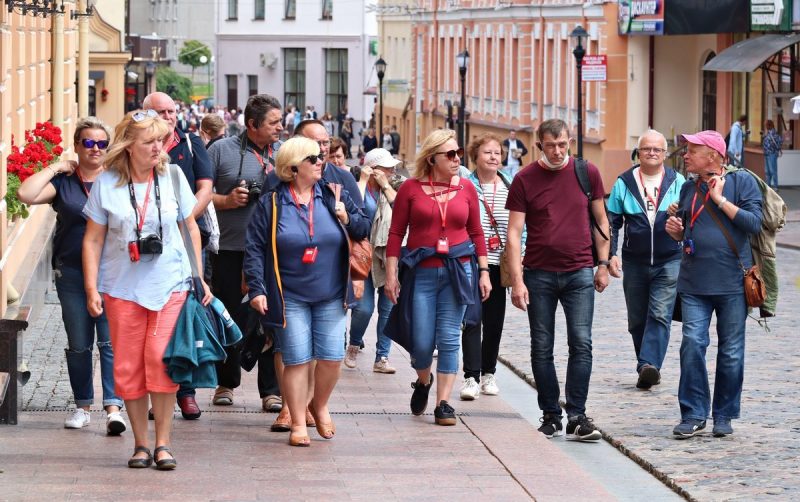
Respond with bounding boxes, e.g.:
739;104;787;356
289;431;310;447
308;402;335;439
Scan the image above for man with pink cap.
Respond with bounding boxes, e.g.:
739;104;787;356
664;130;762;439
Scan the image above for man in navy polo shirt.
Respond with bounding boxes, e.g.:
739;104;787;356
144;91;213;420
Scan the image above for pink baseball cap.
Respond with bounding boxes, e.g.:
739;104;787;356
682;130;727;158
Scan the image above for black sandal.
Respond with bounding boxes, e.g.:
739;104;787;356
127;446;152;468
154;445;177;470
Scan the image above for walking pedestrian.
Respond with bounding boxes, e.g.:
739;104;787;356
385;129;491;426
761;119;782;190
82;109;211;469
17;117;126;435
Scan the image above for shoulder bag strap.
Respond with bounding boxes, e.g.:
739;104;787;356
696;183;745;273
169;164;202;280
575;158;609;240
477;193;503;244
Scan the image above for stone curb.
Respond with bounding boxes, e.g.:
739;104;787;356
497;354;696;502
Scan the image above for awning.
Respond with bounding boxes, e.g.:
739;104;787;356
703;33;800;72
89;70;105;80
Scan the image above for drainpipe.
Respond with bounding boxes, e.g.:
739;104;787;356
78;0;89;117
51;10;65;126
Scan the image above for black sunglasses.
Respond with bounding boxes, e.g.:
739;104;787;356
81;139;109;150
433;148;464;161
305;153;325;164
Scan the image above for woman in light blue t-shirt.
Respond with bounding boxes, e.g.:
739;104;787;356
83;109;211;471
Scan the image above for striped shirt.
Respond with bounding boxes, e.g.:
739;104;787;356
478;181;510;266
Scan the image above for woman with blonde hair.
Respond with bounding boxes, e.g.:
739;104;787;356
18;117;127;434
243;137;368;446
83;109;211;469
385;129;491;425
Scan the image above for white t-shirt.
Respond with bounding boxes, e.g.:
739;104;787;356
83;167;197;310
506;139;520;169
634;167;662;225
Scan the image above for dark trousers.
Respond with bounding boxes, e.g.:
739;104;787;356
461;265;507;380
211;250;279;396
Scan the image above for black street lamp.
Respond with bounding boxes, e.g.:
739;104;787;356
456;49;470;168
375;57;387;140
570;25;588;159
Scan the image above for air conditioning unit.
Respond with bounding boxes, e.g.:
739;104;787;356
259;53;278;69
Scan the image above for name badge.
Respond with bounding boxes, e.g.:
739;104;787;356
488;235;501;251
683;239;695;256
302;247;319;264
436;237;449;255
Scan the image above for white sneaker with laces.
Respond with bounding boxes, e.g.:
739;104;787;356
373;357;396;374
459;377;480;401
480;374;500;395
344;344;360;368
64;408;91;429
106;411;127;435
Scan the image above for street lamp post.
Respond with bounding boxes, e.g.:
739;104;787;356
199;55;212;101
456;49;470;168
375;57;387;141
570;25;588;159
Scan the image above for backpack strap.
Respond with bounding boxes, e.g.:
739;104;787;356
574;158;609;240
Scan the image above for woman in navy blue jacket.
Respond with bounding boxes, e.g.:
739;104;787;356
243;137;368;446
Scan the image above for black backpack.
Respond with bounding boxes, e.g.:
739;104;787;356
574;158;609;266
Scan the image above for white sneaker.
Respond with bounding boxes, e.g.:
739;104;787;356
64;408;91;429
344;344;360;368
432;348;438;358
480;374;500;395
372;357;396;374
106;411;127;436
459;377;480;401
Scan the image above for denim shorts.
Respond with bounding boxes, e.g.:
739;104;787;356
274;296;347;366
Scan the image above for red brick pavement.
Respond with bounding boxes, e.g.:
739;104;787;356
0;346;614;501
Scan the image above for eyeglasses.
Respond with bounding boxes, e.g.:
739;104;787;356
316;140;331;148
304;153;325;164
433;148;464;161
131;109;158;122
639;147;666;154
80;139;109;150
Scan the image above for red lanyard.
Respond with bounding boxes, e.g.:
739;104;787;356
75;168;91;197
252;146;273;173
164;131;180;154
428;177;453;231
134;171;155;233
637;168;663;211
288;184;314;239
689;182;711;230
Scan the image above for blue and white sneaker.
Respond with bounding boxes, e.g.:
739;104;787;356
673;419;707;439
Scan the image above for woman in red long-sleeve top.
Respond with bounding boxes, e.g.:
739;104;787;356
385;129;491;426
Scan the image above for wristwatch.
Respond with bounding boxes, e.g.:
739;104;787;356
478;267;490;273
717;196;728;208
597;260;610;267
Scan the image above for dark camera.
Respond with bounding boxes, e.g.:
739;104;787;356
137;234;163;255
238;179;263;203
676;209;687;229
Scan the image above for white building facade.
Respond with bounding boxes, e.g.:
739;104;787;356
216;0;377;122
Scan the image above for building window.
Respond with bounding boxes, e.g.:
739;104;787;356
285;0;296;19
227;0;238;19
325;49;348;119
702;53;717;133
248;75;258;96
254;0;265;19
321;0;332;19
284;48;306;111
226;74;238;110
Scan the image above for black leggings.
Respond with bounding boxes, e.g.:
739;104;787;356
462;265;507;380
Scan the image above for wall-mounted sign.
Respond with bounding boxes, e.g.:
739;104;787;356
618;0;665;35
582;55;607;82
751;0;792;31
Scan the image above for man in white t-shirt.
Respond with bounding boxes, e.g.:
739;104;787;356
501;130;528;178
606;130;685;391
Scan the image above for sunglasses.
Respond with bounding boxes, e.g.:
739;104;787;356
81;138;109;150
305;154;325;164
131;109;158;122
433;148;464;161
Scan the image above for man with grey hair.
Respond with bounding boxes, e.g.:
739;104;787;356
607;130;685;390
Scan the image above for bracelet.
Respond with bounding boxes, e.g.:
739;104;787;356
717;197;728;208
597;260;610;267
478;267;490;273
47;165;59;176
380;184;390;191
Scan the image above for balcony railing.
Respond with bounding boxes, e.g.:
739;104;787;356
510;100;519;119
495;99;505;116
484;98;493;115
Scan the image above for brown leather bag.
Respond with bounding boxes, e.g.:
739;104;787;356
350;239;372;281
499;249;512;288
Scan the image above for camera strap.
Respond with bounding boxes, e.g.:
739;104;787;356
237;133;273;182
128;168;163;240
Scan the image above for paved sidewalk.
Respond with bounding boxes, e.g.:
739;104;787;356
3;300;613;501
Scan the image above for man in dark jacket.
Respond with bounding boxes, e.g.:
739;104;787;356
607;129;685;390
502;130;528;177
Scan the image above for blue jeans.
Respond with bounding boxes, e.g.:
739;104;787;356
622;260;680;372
55;266;122;408
348;274;393;360
764;153;779;189
678;292;747;421
410;264;470;374
275;296;347;366
502;164;520;178
524;268;594;418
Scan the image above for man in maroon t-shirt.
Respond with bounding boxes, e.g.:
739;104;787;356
505;118;611;442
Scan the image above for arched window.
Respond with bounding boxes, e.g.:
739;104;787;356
702;53;717;132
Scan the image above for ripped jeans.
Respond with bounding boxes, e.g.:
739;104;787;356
55;265;122;408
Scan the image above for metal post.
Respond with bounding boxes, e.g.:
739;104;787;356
378;74;384;141
573;38;585;159
459;69;467;168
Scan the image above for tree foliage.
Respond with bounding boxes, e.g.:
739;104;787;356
156;67;193;103
178;40;212;70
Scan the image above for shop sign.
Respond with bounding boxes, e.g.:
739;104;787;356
618;0;665;35
752;0;792;31
581;55;607;82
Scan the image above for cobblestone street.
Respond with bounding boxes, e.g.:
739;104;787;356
497;245;800;501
